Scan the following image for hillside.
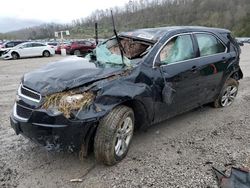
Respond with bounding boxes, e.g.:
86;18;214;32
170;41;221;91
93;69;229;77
2;0;250;40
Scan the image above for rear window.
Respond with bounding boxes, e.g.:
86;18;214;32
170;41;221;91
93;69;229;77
196;33;226;56
227;33;241;54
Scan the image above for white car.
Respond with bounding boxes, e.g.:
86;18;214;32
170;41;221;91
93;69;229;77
1;42;55;60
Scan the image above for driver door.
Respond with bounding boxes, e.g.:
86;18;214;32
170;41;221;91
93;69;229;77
154;34;202;122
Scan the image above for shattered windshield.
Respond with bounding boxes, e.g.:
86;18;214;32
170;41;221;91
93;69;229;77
92;37;152;66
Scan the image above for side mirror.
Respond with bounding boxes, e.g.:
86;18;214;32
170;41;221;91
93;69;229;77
19;46;23;49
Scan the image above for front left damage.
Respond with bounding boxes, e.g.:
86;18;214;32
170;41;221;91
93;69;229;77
10;36;158;156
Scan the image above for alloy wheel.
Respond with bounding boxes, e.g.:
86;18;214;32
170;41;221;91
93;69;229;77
115;116;133;157
221;85;238;107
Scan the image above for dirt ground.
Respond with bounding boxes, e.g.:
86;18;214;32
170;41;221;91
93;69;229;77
0;45;250;188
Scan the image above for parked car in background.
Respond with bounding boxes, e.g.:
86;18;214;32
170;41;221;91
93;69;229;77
10;26;242;165
0;41;4;48
66;40;96;56
236;37;250;44
236;38;244;46
2;42;55;60
45;42;59;49
0;40;27;56
55;42;71;54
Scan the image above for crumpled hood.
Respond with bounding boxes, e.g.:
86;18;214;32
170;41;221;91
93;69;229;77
23;57;123;95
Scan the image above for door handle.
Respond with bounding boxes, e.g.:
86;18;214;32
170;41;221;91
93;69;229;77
191;66;198;72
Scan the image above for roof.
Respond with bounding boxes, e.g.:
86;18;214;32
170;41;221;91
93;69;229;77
120;26;230;42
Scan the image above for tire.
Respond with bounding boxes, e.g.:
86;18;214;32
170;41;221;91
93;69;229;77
11;52;19;60
213;78;239;108
74;50;81;56
94;105;134;165
43;50;50;57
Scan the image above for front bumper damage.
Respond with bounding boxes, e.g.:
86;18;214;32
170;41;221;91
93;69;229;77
10;103;97;156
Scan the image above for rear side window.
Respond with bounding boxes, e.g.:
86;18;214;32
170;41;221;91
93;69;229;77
196;33;226;57
160;34;195;64
32;43;45;47
84;41;92;46
14;42;23;46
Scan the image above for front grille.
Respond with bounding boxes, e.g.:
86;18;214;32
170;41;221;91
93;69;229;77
21;86;40;100
16;104;32;119
19;84;41;102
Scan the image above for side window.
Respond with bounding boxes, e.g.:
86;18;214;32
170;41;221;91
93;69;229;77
196;33;226;56
23;43;32;48
32;43;45;47
84;41;92;46
6;42;14;48
160;35;195;64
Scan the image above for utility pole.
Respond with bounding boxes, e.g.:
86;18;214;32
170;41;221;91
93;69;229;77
95;23;98;45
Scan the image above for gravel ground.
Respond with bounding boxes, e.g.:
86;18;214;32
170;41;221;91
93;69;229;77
0;46;250;188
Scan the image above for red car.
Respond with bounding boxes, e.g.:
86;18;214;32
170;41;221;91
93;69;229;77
55;42;71;54
66;41;96;56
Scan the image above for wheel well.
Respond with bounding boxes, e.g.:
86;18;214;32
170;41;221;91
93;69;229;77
86;100;149;157
11;51;19;57
230;69;243;81
43;50;50;54
122;100;149;130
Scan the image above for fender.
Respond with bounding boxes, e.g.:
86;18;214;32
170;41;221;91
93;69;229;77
216;61;243;99
75;81;154;127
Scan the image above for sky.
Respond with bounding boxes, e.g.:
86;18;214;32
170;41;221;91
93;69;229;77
0;0;130;32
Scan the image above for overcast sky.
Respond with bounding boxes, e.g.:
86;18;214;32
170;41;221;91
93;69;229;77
0;0;130;32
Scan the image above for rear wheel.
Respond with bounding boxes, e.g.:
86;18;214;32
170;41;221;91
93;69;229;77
94;105;134;165
11;52;19;60
213;78;238;108
74;50;81;56
43;50;50;57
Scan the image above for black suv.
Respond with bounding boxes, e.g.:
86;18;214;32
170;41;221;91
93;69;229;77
10;26;242;165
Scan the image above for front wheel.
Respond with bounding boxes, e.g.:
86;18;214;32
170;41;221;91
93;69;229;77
94;105;134;165
213;78;239;108
11;52;19;60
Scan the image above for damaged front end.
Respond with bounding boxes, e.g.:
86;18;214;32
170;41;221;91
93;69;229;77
10;85;99;154
10;35;154;156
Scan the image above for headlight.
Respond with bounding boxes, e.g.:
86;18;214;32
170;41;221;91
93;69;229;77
3;49;10;54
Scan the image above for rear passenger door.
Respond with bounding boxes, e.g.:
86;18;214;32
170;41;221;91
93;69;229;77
194;33;228;103
78;41;85;53
32;43;46;56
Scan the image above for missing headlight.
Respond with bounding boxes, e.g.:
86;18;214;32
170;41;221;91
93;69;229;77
42;91;95;118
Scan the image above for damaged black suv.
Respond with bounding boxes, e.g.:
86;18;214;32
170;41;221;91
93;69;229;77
10;26;243;165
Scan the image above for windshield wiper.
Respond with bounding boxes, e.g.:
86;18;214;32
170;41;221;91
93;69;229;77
111;10;126;67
